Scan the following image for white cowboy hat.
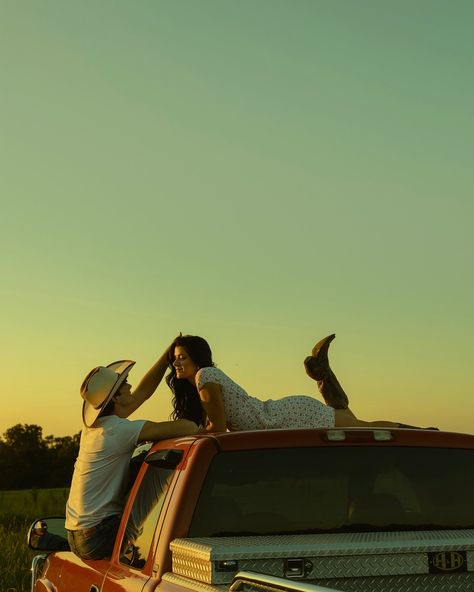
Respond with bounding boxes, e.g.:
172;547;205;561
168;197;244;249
80;360;135;427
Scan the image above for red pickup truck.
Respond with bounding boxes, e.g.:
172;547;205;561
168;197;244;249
28;427;474;592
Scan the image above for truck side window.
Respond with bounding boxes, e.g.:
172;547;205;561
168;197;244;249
120;464;174;569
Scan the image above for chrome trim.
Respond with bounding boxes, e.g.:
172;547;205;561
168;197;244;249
230;571;343;592
30;554;47;592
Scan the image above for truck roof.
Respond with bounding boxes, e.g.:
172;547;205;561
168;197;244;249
162;427;474;452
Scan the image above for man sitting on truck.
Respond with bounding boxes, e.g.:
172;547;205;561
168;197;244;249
65;341;198;561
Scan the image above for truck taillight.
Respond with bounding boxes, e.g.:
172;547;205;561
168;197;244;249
326;430;346;441
325;429;393;442
373;430;393;441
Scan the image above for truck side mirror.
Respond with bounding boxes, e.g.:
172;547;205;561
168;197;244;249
145;449;183;469
27;517;70;551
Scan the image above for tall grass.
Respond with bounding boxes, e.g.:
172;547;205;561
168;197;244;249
0;488;69;592
0;488;69;518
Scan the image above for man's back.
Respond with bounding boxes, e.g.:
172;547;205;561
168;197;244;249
65;415;145;530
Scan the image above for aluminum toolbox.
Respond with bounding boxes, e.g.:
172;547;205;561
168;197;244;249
169;529;474;592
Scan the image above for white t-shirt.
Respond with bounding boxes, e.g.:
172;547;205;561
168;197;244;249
65;415;145;530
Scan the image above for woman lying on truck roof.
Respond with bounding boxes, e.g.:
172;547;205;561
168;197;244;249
166;333;434;433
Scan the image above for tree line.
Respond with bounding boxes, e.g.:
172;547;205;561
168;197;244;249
0;424;80;490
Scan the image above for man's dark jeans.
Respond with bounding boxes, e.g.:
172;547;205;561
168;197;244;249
67;514;121;560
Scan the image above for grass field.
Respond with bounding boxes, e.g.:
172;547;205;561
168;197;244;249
0;488;69;592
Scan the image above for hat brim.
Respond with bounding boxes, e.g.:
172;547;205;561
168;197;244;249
82;360;136;427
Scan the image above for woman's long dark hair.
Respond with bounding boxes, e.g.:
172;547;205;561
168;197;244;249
166;335;215;426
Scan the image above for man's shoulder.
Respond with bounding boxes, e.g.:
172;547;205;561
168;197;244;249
97;415;145;433
94;415;145;448
98;414;125;426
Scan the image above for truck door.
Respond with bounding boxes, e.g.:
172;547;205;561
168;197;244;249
50;552;111;592
101;440;193;592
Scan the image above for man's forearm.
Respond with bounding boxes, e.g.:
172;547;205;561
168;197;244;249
134;348;170;401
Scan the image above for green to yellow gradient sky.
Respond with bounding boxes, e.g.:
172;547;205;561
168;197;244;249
1;1;472;437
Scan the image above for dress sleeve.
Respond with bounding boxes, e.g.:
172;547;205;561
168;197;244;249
195;366;223;390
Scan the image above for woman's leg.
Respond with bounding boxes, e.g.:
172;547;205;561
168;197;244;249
334;409;400;428
333;409;437;429
304;334;350;409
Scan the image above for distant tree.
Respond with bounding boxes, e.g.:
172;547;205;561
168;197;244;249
3;424;44;448
0;439;8;488
0;424;47;489
45;433;81;487
0;424;80;490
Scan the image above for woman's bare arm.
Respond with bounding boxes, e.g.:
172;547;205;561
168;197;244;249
198;382;227;432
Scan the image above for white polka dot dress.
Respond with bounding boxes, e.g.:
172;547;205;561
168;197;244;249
195;366;335;431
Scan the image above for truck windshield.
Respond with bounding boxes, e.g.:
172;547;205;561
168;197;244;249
189;446;474;536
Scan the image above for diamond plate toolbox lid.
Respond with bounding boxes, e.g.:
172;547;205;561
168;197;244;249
170;530;474;586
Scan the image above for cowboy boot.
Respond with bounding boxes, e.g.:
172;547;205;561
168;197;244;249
304;333;350;409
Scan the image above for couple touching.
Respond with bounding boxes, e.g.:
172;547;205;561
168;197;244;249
66;333;427;560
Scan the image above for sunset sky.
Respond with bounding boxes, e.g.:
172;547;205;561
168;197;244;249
2;1;472;438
